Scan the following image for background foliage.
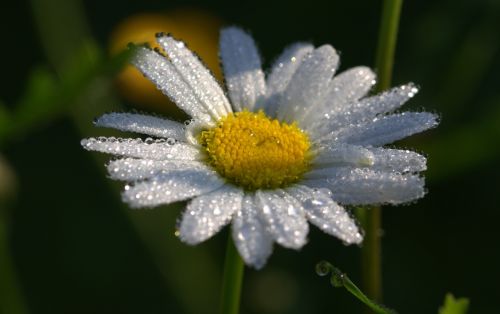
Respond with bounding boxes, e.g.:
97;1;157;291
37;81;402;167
1;0;499;313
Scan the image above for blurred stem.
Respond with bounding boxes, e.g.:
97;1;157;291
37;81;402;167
359;0;403;308
220;235;244;314
0;156;27;314
0;210;29;314
357;207;383;303
30;0;90;73
374;0;402;92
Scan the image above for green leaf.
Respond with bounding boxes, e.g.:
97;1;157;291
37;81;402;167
4;40;133;141
11;66;58;135
316;261;397;314
438;293;469;314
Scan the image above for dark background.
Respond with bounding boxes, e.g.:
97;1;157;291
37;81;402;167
1;0;499;313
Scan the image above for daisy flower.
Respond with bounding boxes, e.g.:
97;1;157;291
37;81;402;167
81;27;438;269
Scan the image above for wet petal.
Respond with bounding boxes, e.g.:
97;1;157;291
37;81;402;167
368;147;427;173
304;168;425;205
302;66;375;125
255;190;308;249
157;35;231;117
312;143;374;168
232;194;274;269
107;158;206;181
94;113;185;140
277;45;339;123
309;83;420;137
288;185;363;244
132;47;213;125
262;43;314;115
318;112;439;146
122;168;224;208
81;137;201;160
220;27;266;111
179;185;243;244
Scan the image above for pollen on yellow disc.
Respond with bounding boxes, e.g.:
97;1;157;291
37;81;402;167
109;9;223;115
200;111;312;190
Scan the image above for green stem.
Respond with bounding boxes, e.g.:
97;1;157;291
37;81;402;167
359;0;403;307
220;235;244;314
0;211;29;314
358;207;383;303
374;0;403;93
316;261;397;314
30;0;90;73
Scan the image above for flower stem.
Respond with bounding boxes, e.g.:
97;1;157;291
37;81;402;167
357;207;383;303
374;0;403;93
220;234;244;314
0;210;29;314
359;0;403;307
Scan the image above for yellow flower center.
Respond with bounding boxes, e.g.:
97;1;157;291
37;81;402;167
199;110;312;190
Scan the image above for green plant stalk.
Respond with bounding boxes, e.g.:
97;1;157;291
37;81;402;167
374;0;403;93
342;271;393;314
358;207;383;302
360;0;403;305
220;235;244;314
316;261;397;314
0;211;29;314
31;0;90;73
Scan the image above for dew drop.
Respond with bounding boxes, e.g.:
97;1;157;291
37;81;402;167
315;261;331;277
330;271;344;288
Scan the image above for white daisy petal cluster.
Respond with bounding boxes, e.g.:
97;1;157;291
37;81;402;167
81;27;438;269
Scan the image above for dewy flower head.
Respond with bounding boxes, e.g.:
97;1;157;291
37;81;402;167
81;27;438;269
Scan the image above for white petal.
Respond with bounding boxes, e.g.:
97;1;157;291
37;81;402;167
232;194;274;269
367;147;427;173
301;66;375;126
255;190;308;249
318;112;439;146
304;168;425;205
179;185;243;244
81;137;201;160
94;113;186;140
287;185;363;244
304;166;345;180
107;158;207;181
157;35;231;117
309;83;420;137
312;143;374;168
277;45;339;123
132;48;215;125
220;27;266;111
122;168;224;208
262;43;314;115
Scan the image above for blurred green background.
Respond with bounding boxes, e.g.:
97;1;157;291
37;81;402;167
1;0;499;313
